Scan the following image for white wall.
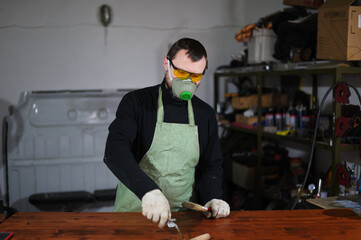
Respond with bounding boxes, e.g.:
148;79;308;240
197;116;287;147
0;0;285;204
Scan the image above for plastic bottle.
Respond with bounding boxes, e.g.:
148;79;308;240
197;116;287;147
289;106;296;130
350;177;358;195
275;107;283;130
282;106;287;130
265;108;275;127
295;105;301;129
285;103;293;130
301;106;310;129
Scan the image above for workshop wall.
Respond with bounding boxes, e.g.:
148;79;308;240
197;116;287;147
0;0;284;203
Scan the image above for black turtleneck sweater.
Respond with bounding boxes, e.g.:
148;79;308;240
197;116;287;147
104;81;223;205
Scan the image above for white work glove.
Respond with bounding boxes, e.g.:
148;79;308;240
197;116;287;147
141;189;171;228
203;199;230;219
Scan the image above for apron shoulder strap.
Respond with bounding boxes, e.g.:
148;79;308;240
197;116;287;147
157;87;164;123
187;100;195;127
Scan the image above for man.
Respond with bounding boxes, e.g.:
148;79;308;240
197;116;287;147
104;38;230;228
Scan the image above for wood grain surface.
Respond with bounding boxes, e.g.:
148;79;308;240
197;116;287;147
0;209;361;239
0;213;5;223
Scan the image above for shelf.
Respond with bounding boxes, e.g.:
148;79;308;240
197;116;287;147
215;64;361;200
230;125;257;135
230;125;360;151
214;65;361;79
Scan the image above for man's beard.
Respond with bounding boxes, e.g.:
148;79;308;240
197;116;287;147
164;79;182;101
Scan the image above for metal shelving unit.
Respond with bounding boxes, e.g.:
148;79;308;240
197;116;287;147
214;65;361;200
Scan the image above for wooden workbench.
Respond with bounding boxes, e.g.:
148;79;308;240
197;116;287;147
0;209;361;239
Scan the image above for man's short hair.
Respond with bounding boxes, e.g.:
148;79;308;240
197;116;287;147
167;38;208;68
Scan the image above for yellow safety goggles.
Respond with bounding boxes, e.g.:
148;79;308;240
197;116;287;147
167;57;206;83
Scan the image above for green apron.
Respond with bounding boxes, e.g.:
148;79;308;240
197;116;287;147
114;87;200;212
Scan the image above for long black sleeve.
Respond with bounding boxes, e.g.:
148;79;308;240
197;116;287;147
104;87;159;199
104;82;223;202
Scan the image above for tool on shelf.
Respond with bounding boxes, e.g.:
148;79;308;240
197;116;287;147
334;82;350;104
335;117;352;138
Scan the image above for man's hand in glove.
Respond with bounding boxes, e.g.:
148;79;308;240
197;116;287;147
141;189;171;228
203;199;230;219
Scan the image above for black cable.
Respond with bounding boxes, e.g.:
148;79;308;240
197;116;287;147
290;81;361;210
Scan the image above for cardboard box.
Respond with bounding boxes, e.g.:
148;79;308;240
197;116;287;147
262;93;288;108
235;114;264;125
232;162;279;190
232;93;288;110
317;0;361;61
232;95;257;109
283;0;323;9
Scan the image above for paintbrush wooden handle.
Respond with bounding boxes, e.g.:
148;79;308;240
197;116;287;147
190;233;211;240
182;201;210;212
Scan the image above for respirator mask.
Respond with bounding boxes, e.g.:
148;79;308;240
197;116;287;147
167;58;204;101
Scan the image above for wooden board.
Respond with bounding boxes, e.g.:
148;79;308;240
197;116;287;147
307;196;340;209
307;195;361;217
1;210;361;239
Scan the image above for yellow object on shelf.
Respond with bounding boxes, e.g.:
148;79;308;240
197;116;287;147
276;130;296;136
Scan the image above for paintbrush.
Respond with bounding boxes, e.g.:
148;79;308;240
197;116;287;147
182;201;210;212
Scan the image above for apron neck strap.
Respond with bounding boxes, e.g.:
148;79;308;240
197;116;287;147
187;99;195;126
157;87;195;126
157;87;163;122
